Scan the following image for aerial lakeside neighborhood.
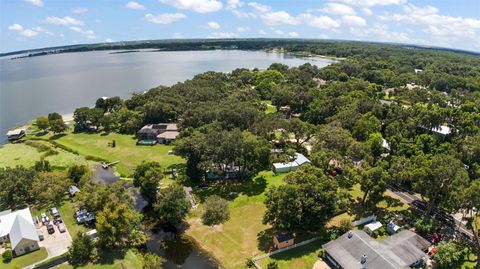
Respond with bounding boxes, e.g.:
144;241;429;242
1;40;480;269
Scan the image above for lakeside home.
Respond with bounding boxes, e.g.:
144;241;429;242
136;123;179;145
5;128;25;141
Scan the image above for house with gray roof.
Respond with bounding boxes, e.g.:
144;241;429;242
272;153;310;173
0;208;40;256
323;230;430;269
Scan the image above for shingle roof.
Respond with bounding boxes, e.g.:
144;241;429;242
323;230;430;269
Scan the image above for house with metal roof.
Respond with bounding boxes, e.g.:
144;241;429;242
136;123;179;144
323;230;430;269
272;153;310;173
0;208;40;256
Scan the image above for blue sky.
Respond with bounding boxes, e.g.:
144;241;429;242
1;0;479;53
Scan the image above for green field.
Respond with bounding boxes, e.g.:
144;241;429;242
1;247;48;269
0;141;91;169
186;171;287;269
31;131;185;176
258;240;324;269
54;249;143;269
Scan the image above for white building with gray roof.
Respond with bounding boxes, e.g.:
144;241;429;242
323;230;430;269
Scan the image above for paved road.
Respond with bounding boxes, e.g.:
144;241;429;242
387;184;475;240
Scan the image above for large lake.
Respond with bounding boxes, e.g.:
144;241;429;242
0;50;334;143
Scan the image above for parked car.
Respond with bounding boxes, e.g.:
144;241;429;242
41;212;50;225
76;212;87;224
58;222;66;233
84;212;95;224
50;207;60;218
47;223;55;234
38;231;44;241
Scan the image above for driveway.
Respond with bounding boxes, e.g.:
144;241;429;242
38;223;72;258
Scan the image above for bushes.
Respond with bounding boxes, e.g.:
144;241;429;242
414;216;437;236
202;195;229;226
2;249;13;263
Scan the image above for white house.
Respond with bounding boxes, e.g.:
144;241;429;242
364;221;383;236
273;153;310;173
0;208;40;256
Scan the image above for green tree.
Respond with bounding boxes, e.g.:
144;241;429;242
143;253;163;269
360;165;390;205
433;242;464;269
0;166;36;210
353;112;381;141
36;116;49;131
154;185;190;225
267;261;279;269
67;231;96;266
284;118;316;151
133;162;163;203
202;195;229;225
48;113;67;133
31;171;71;205
68;165;90;185
96;193;145;248
368;132;384;159
263;166;338;231
34;159;52;172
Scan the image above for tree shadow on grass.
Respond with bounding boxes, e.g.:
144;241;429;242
194;176;267;203
49;133;67;140
268;239;324;262
96;248;128;265
257;228;275;252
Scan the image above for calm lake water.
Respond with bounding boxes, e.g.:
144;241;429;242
0;50;334;144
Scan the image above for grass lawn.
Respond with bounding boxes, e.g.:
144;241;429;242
0;141;91;169
32;130;185;176
186;171;286;269
54;249;143;269
260;100;277;114
1;247;48;269
258;239;324;269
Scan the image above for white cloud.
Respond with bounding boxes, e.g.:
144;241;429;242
319;33;329;39
299;14;341;29
145;13;186;24
105;38;114;42
274;29;284;35
248;2;271;13
258;29;266;35
320;3;356;16
207;21;220;29
378;3;480;44
207;32;237;38
126;1;145;10
226;0;243;10
288;31;299;37
351;24;409;42
159;0;222;13
237;26;250;32
261;11;298;25
173;32;183;38
232;9;251;19
342;15;366;26
45;16;84;26
24;0;44;7
33;26;54;35
20;29;38;37
69;26;96;39
71;7;88;13
335;0;406;7
8;24;24;31
362;8;373;16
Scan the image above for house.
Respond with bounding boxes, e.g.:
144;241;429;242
272;153;310;173
0;208;40;256
69;185;80;197
273;232;295;249
419;125;452;137
387;220;402;234
136;123;179;144
414;68;423;74
6;128;26;141
364;221;383;235
323;230;430;269
328;158;343;176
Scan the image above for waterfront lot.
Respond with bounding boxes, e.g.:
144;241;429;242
31;131;185;176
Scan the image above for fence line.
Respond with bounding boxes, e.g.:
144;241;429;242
252;237;321;268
